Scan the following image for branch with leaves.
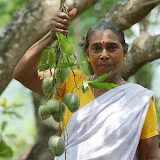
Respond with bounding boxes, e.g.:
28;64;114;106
0;98;23;159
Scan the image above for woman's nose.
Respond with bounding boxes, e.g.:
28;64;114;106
100;49;109;60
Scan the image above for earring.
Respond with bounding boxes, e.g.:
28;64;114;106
87;58;90;62
124;57;127;61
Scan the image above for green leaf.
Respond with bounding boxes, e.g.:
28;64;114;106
55;45;61;64
0;140;13;158
56;33;75;57
2;111;22;119
0;98;7;107
9;103;23;108
48;51;56;67
92;72;111;83
41;49;49;64
88;82;118;90
11;112;22;119
82;80;89;94
1;121;7;131
57;62;76;68
5;134;16;139
38;64;51;71
82;86;89;94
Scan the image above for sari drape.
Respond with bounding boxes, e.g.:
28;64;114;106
55;83;153;160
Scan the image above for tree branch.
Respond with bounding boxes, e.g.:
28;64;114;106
122;33;160;79
103;0;159;30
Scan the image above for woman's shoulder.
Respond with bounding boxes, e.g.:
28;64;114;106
126;83;154;96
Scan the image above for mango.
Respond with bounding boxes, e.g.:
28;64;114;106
64;93;80;112
52;102;66;122
38;105;51;120
48;135;65;156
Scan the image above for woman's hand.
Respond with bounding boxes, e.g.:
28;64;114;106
51;8;77;36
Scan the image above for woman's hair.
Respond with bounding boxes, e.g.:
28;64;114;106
84;21;128;54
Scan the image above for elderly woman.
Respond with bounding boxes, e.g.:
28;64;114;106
13;8;159;160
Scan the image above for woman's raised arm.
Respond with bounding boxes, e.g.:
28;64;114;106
13;8;77;94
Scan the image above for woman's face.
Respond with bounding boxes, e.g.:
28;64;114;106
87;29;127;76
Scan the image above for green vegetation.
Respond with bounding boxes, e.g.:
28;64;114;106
0;0;28;30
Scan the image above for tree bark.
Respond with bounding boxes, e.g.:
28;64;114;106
103;0;159;30
122;33;160;79
25;93;58;160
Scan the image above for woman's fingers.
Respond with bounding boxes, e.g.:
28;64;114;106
51;8;77;36
52;16;70;27
68;8;77;19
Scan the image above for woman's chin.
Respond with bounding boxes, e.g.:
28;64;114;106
96;68;113;76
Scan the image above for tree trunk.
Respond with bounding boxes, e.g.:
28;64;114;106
103;0;159;30
26;92;58;160
122;33;160;80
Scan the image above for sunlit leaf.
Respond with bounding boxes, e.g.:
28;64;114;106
1;121;7;131
88;82;118;90
57;62;76;68
92;72;111;83
0;98;7;107
11;112;22;119
9;103;23;108
56;33;75;57
2;111;22;119
41;49;49;64
82;80;89;94
0;140;13;158
38;64;51;71
5;134;16;139
48;51;56;67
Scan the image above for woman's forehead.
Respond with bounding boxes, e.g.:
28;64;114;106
89;29;120;44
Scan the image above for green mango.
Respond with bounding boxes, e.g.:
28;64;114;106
48;135;65;156
46;99;60;114
52;102;66;122
42;76;56;99
55;68;70;83
64;93;80;113
38;105;51;120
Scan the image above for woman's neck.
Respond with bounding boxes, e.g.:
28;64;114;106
94;72;125;86
92;72;127;98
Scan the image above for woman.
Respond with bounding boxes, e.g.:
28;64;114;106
13;8;159;159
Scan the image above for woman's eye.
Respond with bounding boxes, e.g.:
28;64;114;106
108;46;117;52
93;46;101;52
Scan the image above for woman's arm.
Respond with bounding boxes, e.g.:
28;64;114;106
13;8;77;94
138;136;160;160
13;31;56;94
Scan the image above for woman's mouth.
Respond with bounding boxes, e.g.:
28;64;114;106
98;64;112;68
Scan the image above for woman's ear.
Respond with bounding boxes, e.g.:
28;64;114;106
124;51;128;61
85;52;90;62
86;55;94;75
87;58;90;62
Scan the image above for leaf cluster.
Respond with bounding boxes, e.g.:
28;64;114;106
0;98;23;158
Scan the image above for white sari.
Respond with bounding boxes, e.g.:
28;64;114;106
55;83;154;160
